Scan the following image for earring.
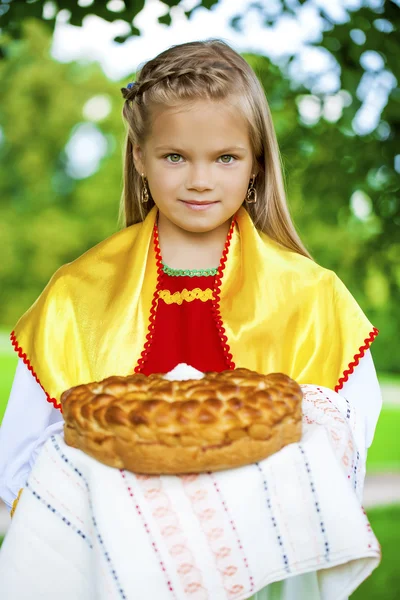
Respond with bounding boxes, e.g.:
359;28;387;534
141;173;149;204
245;174;257;204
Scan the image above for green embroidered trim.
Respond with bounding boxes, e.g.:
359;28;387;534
161;261;218;277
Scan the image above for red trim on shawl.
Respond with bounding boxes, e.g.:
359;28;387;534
13;224;376;401
335;326;379;392
134;224;164;374
211;218;236;370
9;330;62;412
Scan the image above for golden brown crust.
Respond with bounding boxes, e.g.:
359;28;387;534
61;369;303;474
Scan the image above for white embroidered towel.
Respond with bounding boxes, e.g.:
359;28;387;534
0;381;380;600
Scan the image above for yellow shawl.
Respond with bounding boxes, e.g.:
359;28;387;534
11;206;378;409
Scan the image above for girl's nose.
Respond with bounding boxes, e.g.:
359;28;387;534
186;165;214;192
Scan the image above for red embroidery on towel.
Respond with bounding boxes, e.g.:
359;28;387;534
120;470;177;597
181;473;251;598
209;473;255;595
134;474;208;598
335;327;379;392
10;330;62;411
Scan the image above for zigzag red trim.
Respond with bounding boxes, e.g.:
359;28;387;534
211;217;236;370
335;326;379;392
9;330;62;411
134;222;164;374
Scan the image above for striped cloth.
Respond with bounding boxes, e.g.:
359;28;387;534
0;384;380;600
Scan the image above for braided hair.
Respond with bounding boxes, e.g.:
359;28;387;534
121;63;237;103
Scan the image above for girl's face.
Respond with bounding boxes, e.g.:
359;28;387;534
133;98;256;234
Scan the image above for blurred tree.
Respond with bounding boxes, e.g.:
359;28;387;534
0;1;399;372
247;43;399;373
0;20;124;325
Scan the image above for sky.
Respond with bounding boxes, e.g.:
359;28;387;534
51;0;356;86
40;0;395;183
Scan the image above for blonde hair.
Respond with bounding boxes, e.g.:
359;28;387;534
120;39;312;260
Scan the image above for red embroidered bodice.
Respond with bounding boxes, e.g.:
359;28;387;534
139;271;229;375
136;219;236;376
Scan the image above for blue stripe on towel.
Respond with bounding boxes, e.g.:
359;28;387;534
255;462;291;574
26;480;93;548
51;435;128;600
298;444;330;562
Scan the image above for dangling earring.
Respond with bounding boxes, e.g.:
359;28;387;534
141;173;149;204
245;174;257;204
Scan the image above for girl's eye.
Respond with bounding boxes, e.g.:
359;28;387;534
166;154;182;163
165;153;236;164
219;155;235;164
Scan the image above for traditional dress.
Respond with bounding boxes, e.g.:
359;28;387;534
8;205;378;406
0;205;382;599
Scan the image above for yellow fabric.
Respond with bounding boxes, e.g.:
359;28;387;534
10;488;23;518
12;205;376;405
158;288;214;305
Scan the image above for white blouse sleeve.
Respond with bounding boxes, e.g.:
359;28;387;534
338;348;382;449
0;359;64;511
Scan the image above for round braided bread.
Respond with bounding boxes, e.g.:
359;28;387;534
61;368;303;474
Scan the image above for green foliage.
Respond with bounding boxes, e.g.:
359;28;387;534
0;20;123;326
0;0;146;45
244;35;399;371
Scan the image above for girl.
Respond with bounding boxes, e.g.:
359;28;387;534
0;39;382;599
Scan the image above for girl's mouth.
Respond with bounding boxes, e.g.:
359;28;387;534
179;200;219;211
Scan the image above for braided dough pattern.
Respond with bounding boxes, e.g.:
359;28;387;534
61;369;303;474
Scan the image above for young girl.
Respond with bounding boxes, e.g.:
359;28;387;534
0;39;382;599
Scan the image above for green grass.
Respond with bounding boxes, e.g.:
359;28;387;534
378;372;400;386
0;329;17;423
0;353;18;423
350;505;400;599
0;330;13;355
366;407;400;472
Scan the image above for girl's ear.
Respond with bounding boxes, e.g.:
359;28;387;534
132;144;145;175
